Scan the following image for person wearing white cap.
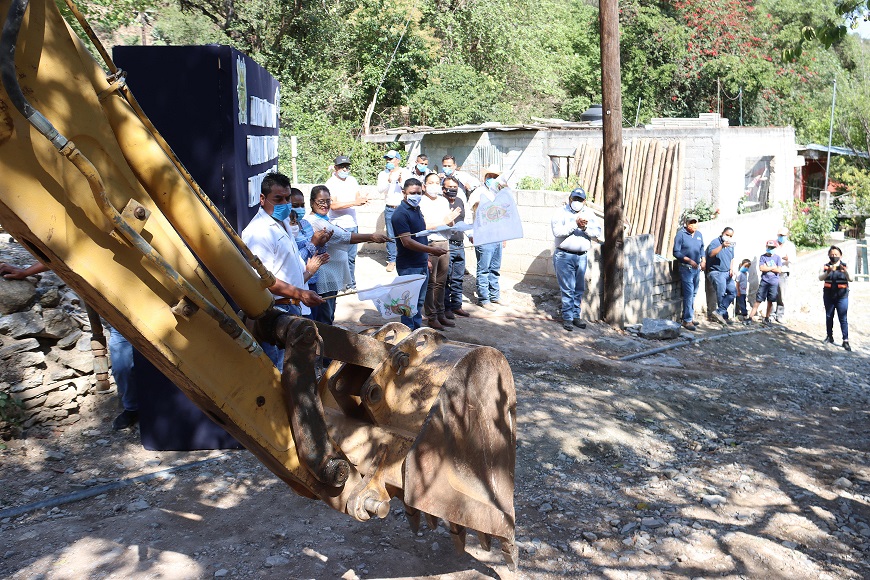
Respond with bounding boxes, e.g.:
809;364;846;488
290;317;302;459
773;226;796;322
377;150;409;271
326;155;367;288
467;164;507;310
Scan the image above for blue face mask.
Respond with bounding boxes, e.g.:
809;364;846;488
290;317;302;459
291;207;306;220
271;203;291;221
765;247;775;254
416;164;428;174
777;235;785;243
485;177;497;190
739;266;749;273
386;162;396;171
443;167;454;176
337;169;350;179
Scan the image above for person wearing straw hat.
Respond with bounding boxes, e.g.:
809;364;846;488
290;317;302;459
467;164;506;311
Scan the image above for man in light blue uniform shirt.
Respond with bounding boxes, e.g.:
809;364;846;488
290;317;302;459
551;187;603;332
672;214;705;331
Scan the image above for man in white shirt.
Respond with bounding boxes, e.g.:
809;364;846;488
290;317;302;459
326;155;367;288
551;187;603;332
440;154;480;200
242;173;325;368
773;226;797;322
376;150;409;272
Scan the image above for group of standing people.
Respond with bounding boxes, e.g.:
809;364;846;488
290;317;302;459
673;216;851;351
242;152;515;360
377;151;509;328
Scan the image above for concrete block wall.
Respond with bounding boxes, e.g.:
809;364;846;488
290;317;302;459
295;181;784;324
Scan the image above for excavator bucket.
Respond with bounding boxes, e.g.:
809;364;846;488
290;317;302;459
0;0;517;570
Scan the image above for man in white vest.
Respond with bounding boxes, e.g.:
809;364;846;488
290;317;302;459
551;187;603;332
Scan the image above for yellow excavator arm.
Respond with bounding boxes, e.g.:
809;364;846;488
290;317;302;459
0;0;517;569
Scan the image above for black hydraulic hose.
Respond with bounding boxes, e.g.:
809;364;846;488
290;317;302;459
0;0;67;150
0;454;227;520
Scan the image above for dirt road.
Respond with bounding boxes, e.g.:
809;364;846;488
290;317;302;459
1;252;868;579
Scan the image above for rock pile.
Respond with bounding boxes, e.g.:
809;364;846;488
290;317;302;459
0;268;99;433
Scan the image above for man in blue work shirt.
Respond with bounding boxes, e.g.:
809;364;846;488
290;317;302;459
391;178;448;329
705;226;737;326
672;214;705;331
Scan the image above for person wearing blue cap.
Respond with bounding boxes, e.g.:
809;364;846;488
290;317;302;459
550;187;603;332
377;150;409;271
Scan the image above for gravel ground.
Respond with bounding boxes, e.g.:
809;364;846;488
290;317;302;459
1;244;869;579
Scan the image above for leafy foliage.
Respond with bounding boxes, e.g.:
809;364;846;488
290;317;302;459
784;200;837;247
69;0;868;186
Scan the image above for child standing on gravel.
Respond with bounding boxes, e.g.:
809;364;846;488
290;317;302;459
746;241;782;325
735;258;751;320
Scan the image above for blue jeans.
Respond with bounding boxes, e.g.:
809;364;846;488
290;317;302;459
443;243;466;312
708;270;736;317
397;265;429;329
262;303;302;370
346;226;359;288
823;293;848;340
475;242;501;304
384;206;396;264
553;250;588;322
108;327;138;411
679;263;701;323
736;295;748;317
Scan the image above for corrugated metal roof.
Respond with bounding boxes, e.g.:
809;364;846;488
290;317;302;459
800;143;870;159
366;120;601;137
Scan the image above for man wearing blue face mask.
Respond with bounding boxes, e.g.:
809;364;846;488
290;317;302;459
327;155;367;289
241;173;327;369
390;178;448;329
411;153;430;180
705;226;737;326
377;150;409;272
551;187;603;331
440;155;480;200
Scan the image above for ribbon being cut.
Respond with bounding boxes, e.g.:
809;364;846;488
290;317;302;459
357;275;428;319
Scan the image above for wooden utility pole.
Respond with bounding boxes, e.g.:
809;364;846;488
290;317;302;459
599;0;625;328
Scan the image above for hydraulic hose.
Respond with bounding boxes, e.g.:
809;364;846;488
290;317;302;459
0;0;262;357
61;0;276;292
1;0;67;150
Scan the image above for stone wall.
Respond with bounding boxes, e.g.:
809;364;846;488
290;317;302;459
0;265;101;433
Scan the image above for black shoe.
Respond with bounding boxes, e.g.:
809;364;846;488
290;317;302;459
112;410;139;431
572;319;587;329
824;336;834;344
562;320;574;332
843;341;851;352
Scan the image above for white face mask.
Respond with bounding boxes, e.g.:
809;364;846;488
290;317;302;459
405;194;423;207
289;224;300;236
425;184;441;196
570;200;584;212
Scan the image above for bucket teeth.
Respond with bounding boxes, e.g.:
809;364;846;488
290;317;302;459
425;512;440;530
476;531;492;552
448;523;467;553
500;539;518;572
404;505;421;534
